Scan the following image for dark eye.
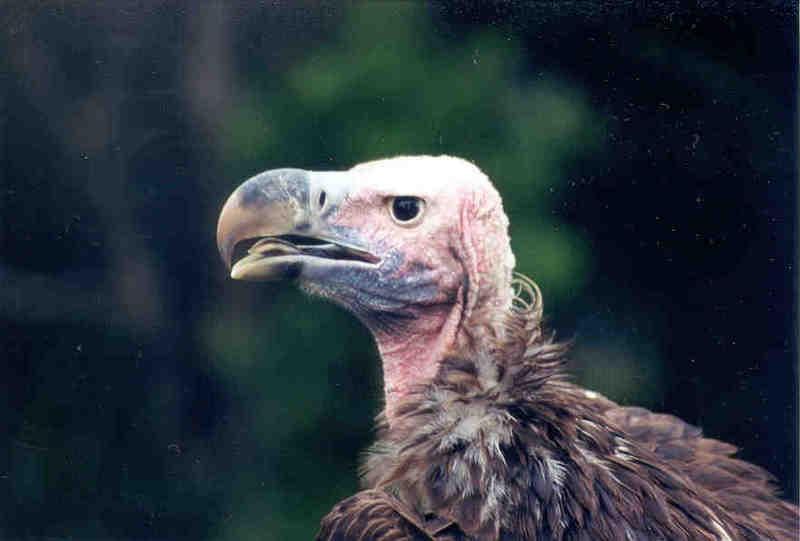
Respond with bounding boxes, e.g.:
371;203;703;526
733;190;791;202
389;196;424;225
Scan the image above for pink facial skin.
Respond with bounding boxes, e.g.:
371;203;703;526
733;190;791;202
319;156;516;421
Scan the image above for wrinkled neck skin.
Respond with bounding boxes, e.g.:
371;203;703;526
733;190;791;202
372;296;467;420
373;279;519;421
374;292;515;421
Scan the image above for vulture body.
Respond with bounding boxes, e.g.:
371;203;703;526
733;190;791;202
217;156;798;540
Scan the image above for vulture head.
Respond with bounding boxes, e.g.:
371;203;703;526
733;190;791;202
217;156;517;419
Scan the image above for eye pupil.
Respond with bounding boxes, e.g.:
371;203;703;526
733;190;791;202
392;197;420;222
318;190;326;208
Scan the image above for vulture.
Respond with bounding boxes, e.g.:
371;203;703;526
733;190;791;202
216;156;798;540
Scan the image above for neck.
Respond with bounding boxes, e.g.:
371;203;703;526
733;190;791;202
372;300;466;421
372;278;517;421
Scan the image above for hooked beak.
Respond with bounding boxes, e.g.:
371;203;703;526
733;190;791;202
216;168;378;281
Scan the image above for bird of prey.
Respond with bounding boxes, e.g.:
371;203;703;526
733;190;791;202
217;156;798;540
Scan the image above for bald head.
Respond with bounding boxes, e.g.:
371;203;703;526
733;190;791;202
217;156;517;418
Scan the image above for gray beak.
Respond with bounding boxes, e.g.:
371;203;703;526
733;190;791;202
216;168;378;281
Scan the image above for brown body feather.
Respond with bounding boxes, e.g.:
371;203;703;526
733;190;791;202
318;278;798;541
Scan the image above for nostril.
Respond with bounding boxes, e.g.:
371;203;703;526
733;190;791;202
318;190;327;209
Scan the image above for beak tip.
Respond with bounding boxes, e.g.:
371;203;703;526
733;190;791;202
216;168;313;280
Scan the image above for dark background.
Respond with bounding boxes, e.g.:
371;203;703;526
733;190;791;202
0;2;796;540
